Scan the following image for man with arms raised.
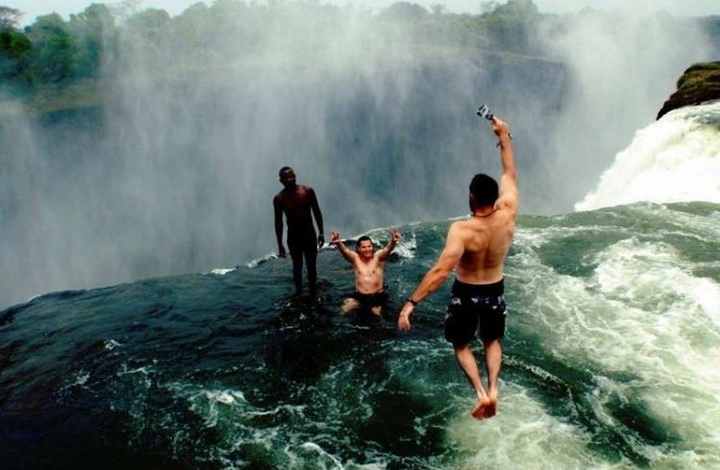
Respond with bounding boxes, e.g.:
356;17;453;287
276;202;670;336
398;117;517;420
330;229;401;316
274;167;325;299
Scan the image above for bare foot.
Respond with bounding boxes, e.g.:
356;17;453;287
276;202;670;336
483;396;497;418
470;397;491;419
470;396;498;420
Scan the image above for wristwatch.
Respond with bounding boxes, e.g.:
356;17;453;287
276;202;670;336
406;298;419;307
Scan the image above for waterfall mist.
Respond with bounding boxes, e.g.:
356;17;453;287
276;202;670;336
0;3;715;307
539;9;714;204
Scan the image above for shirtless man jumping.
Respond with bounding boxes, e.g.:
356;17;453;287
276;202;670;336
330;229;401;316
398;116;518;420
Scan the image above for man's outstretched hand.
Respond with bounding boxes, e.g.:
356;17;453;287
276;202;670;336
397;303;414;331
491;116;511;138
390;228;401;243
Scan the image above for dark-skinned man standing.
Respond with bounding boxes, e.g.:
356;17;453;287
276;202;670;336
273;167;325;299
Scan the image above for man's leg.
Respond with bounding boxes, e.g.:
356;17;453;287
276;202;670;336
289;247;304;295
453;344;493;419
341;298;360;314
482;338;502;417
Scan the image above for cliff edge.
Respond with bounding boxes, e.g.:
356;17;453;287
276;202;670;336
657;61;720;119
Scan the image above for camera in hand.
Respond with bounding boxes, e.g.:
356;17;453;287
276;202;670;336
476;104;494;121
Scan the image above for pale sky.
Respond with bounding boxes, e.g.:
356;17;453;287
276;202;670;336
12;0;720;26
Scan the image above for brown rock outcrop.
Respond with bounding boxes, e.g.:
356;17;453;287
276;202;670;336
657;61;720;119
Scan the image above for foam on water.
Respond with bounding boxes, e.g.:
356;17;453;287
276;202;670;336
591;239;720;467
510;217;720;468
245;253;279;269
391;233;417;260
447;383;622;470
385;335;623;468
209;268;236;276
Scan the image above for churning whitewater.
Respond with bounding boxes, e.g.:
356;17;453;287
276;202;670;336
577;101;720;210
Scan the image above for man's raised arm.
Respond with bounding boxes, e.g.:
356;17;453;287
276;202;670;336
330;232;356;263
377;229;401;261
492;117;518;212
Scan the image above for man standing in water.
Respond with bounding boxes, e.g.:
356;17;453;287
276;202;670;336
398;116;517;420
274;167;325;298
330;229;401;316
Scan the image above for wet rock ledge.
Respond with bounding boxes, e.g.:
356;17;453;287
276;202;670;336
657;61;720;119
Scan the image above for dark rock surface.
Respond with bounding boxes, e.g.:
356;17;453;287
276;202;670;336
657;61;720;119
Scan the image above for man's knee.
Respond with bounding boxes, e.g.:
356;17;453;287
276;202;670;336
341;298;360;314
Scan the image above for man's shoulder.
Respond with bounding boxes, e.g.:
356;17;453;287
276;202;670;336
497;191;519;212
448;219;474;239
496;199;519;218
450;218;474;230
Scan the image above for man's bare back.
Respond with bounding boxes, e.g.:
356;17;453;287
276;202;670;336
451;206;516;285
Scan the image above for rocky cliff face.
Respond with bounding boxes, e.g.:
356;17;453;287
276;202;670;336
657;61;720;119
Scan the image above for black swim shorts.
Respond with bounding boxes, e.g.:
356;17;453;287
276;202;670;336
444;279;506;346
351;290;389;309
287;230;318;257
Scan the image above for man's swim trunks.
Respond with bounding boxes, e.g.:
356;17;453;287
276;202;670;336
287;229;318;259
351;290;389;310
444;279;506;346
287;229;319;295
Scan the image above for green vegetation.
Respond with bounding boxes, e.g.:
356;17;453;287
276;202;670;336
676;61;720;90
1;3;115;96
